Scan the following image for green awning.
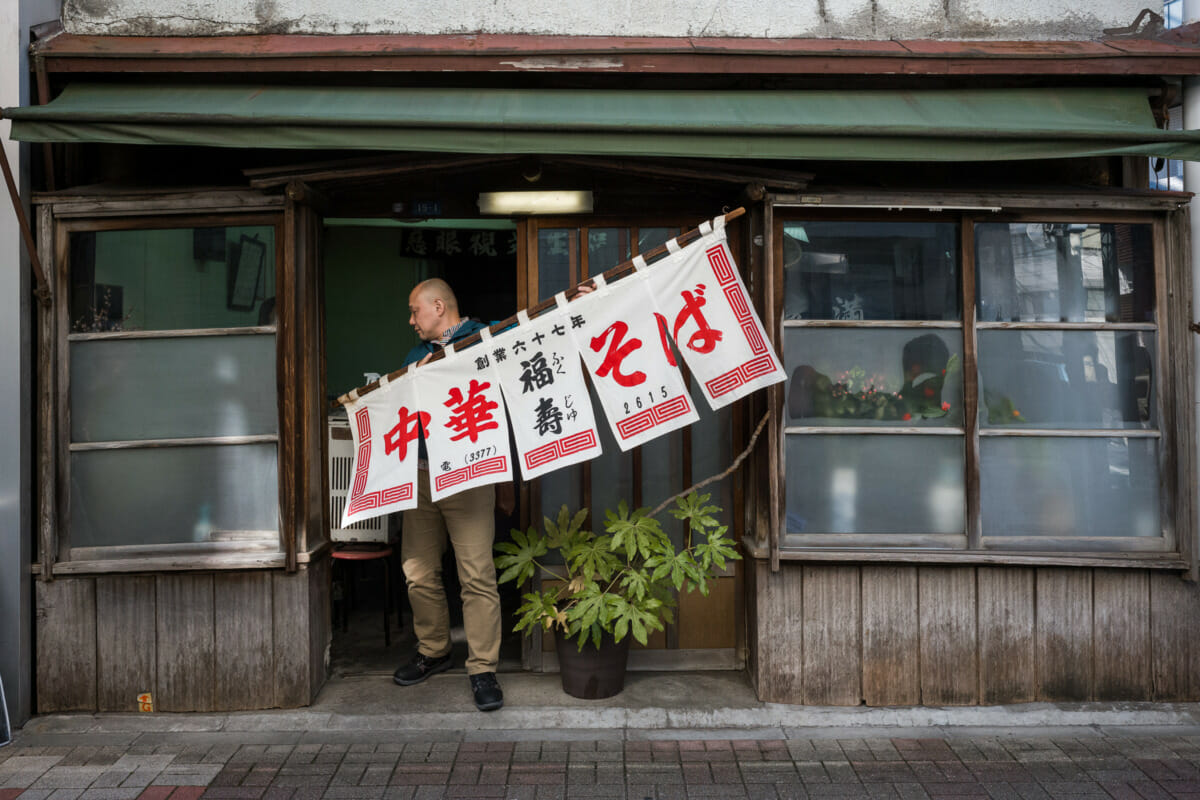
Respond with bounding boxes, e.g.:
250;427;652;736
7;83;1200;162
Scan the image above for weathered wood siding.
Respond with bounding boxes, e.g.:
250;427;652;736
35;562;330;713
750;561;1200;705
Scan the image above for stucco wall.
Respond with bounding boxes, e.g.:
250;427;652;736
61;0;1152;40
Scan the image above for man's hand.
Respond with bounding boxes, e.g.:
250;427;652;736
417;352;435;367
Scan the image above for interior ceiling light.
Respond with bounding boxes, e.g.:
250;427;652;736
477;190;593;216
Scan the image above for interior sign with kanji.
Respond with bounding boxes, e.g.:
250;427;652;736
338;212;785;526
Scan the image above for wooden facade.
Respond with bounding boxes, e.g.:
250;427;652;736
747;563;1200;705
35;562;330;712
18;31;1200;714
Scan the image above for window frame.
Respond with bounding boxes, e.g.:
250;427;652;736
769;192;1194;569
36;196;294;575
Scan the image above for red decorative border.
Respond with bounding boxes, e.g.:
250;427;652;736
345;406;415;517
615;395;691;440
704;352;780;398
707;243;768;356
524;429;599;471
434;455;509;493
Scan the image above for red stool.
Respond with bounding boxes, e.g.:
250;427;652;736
331;544;395;646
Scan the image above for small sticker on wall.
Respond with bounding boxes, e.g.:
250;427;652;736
136;692;153;712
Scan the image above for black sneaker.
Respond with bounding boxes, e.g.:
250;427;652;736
469;672;504;711
392;652;453;686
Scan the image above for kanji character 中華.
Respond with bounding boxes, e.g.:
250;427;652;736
384;406;430;461
444;379;500;443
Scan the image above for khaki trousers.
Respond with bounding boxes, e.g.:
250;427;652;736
401;470;501;675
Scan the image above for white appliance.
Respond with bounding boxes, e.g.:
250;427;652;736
327;416;390;543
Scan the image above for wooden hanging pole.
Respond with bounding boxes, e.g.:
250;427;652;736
0;115;52;307
334;206;745;408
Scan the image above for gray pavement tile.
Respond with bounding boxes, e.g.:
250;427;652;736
379;789;414;800
13;791;55;800
31;766;110;789
46;789;86;800
77;790;142;800
90;770;133;789
321;788;386;800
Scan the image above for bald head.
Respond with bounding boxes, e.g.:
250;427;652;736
408;278;462;342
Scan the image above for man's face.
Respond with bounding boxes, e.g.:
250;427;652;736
408;288;442;341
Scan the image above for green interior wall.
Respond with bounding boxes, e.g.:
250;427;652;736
323;226;426;399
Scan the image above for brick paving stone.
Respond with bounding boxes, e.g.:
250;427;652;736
918;782;988;798
33;768;111;789
0;790;24;800
851;761;918;783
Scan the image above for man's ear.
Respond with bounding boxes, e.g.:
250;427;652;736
433;298;445;316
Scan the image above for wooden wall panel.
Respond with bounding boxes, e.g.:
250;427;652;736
977;567;1035;704
1093;569;1150;700
96;575;156;711
1036;568;1093;701
35;577;97;712
1149;572;1200;700
678;576;737;649
918;567;978;705
214;573;275;711
752;561;804;703
801;566;860;706
861;566;919;706
274;565;321;707
307;559;331;703
156;573;215;712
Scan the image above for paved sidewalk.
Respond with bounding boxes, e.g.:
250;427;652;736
6;724;1200;799
8;672;1200;799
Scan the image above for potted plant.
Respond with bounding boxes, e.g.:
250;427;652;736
495;491;740;699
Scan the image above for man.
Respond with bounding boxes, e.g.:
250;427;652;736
392;278;504;712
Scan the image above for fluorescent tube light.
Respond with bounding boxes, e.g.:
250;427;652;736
477;190;593;215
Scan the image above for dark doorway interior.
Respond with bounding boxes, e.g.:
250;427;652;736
324;220;524;679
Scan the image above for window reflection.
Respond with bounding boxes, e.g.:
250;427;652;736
69;226;276;332
975;222;1154;323
981;437;1159;537
784;329;963;427
785;435;965;534
978;330;1155;429
783;221;959;321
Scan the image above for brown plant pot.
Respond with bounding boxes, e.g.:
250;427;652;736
553;628;632;699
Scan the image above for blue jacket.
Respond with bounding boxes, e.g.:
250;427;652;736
402;318;488;368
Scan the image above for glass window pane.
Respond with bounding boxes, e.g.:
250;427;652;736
978;330;1156;429
70;444;279;548
782;221;960;321
981;437;1159;538
587;228;631;275
70;225;276;332
637;227;679;254
785;435;964;534
783;328;963;427
70;334;278;442
975;222;1155;323
641;431;684;549
589;384;633;523
537;229;578;301
690;377;734;535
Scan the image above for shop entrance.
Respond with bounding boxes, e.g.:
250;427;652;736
322;218;523;677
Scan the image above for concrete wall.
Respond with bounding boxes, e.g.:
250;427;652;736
1;0;58;729
61;0;1150;40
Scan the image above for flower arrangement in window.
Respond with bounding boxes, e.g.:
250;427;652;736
788;333;959;422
